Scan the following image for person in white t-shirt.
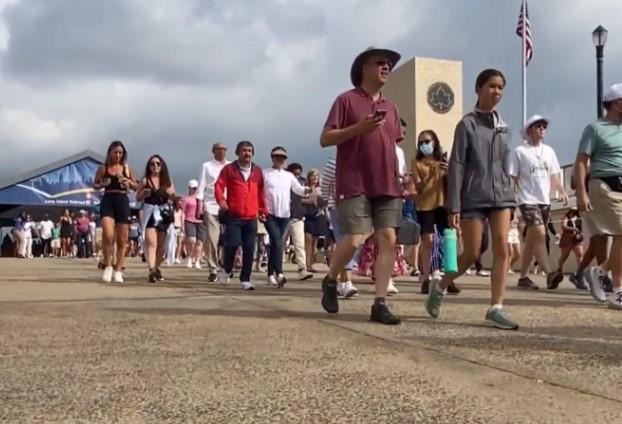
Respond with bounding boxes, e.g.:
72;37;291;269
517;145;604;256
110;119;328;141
39;215;55;257
197;142;231;282
508;114;567;290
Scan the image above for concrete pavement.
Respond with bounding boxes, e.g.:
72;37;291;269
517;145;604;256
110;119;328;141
1;258;621;423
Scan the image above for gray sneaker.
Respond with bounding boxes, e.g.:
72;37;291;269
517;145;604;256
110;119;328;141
584;267;607;302
485;308;519;330
425;277;445;318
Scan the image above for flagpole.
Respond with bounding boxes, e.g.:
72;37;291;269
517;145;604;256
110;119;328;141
521;0;527;126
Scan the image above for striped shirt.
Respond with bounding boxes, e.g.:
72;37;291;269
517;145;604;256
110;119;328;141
321;157;337;210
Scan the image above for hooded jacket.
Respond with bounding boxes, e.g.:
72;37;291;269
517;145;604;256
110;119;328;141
446;110;516;213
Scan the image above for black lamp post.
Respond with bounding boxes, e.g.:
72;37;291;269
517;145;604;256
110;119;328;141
592;25;608;118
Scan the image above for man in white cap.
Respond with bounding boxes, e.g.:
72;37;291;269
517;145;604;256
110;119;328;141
508;114;567;290
319;46;403;325
575;83;622;309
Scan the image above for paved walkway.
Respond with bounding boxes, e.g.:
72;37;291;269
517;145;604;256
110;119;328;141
1;258;621;423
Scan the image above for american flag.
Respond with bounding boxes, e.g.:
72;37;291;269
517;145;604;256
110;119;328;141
516;1;533;65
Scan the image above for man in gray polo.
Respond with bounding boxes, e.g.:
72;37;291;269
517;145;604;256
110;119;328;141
319;47;403;325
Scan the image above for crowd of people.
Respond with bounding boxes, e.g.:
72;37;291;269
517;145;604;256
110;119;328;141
6;46;622;331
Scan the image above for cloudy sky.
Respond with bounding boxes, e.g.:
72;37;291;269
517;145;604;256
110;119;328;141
0;0;620;187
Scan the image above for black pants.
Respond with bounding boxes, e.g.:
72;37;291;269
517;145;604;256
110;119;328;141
42;238;52;257
223;217;257;282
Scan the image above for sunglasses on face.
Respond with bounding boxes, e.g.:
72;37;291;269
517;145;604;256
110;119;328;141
533;123;548;130
374;59;393;68
150;161;162;167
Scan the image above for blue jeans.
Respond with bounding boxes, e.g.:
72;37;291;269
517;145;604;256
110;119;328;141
223;217;257;282
265;215;290;276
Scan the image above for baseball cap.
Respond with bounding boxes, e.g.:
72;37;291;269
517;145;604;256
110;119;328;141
188;179;199;188
604;83;622;103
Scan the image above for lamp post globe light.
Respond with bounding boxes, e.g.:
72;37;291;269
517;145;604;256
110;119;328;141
592;25;608;118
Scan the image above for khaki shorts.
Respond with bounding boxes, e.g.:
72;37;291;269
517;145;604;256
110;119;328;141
337;196;402;235
519;204;551;227
586;179;622;235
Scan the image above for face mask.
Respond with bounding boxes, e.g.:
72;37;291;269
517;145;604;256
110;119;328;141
419;143;434;156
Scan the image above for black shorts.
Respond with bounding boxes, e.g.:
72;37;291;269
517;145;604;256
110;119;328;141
417;207;448;235
100;193;131;224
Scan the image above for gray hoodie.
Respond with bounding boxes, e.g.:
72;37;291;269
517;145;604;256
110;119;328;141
446;110;516;213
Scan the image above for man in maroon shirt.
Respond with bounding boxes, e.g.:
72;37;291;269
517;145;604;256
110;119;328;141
320;47;403;325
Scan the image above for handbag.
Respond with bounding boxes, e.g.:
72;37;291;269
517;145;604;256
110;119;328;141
397;218;421;246
159;203;173;227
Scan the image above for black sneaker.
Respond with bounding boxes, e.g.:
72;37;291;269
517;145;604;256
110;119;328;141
420;279;430;294
370;303;401;325
148;270;157;283
155;268;164;282
517;277;539;290
208;272;218;283
321;275;339;314
447;281;461;295
547;271;563;290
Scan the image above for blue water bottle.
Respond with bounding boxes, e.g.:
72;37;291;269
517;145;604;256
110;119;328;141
442;229;459;274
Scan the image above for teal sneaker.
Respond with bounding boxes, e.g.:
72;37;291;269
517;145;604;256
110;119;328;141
485;308;519;330
425;278;445;318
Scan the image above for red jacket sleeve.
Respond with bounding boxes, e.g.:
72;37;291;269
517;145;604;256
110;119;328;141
215;165;228;204
257;169;266;216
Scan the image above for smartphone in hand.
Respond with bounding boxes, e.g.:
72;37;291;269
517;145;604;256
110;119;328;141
373;109;387;120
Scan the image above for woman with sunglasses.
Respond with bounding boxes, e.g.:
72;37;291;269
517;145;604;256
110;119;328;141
426;69;518;330
136;155;176;283
93;141;137;283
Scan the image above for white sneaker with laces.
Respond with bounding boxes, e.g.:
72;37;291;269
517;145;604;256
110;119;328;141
194;261;202;270
387;279;399;295
477;270;490;277
241;281;255;291
267;275;278;286
584;266;606;303
102;266;113;283
216;271;230;285
113;271;124;284
607;290;622;310
465;269;474;276
187;259;193;268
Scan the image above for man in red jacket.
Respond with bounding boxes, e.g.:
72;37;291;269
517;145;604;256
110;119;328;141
215;140;266;290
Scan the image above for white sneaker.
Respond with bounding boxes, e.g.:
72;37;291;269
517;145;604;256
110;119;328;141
267;275;278;286
194;261;202;270
508;270;515;275
476;270;490;277
241;281;255;291
113;271;124;284
216;271;230;285
465;269;475;276
187;259;193;268
102;266;113;283
298;269;313;281
387;279;399;296
584;266;607;302
175;258;181;265
342;281;359;299
607;290;622;310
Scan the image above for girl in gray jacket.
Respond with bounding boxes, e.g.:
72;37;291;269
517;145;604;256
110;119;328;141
425;69;518;330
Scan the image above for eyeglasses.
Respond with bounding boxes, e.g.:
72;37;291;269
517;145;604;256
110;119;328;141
419;139;434;144
375;59;393;68
150;161;162;167
214;147;227;151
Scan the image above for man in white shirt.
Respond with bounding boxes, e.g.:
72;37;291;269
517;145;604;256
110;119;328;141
39;215;55;257
197;143;231;281
508;114;567;290
396;118;407;178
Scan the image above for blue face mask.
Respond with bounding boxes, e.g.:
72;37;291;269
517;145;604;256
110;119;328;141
419;142;434;156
